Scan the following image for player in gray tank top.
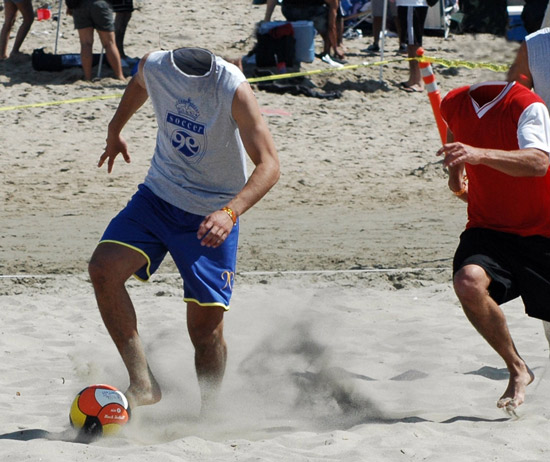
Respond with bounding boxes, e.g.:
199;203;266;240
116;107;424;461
87;47;280;415
508;27;550;355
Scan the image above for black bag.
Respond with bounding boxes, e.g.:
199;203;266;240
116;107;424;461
427;0;439;6
255;23;296;68
32;48;103;72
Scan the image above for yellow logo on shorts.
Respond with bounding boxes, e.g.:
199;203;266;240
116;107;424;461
221;271;235;290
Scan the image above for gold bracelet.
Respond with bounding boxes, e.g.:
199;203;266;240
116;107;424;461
222;206;237;226
453;175;468;196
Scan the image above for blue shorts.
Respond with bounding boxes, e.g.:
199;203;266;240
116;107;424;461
100;184;239;310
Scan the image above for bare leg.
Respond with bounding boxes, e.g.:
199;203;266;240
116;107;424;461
187;302;227;415
454;265;534;410
114;10;132;58
88;243;162;409
372;15;382;47
404;44;423;90
0;1;17;60
97;29;125;80
77;27;94;80
9;0;33;57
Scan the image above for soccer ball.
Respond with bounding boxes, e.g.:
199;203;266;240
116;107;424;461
69;384;130;437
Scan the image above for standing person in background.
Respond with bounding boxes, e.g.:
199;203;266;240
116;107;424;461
396;0;428;92
522;0;549;34
66;0;125;81
110;0;133;62
508;26;550;354
0;0;34;60
364;0;404;54
263;0;345;62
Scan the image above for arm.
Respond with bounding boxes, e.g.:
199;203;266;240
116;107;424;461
264;0;278;22
507;41;533;89
197;82;280;247
437;142;549;178
438;102;550;178
438;130;468;202
98;55;150;173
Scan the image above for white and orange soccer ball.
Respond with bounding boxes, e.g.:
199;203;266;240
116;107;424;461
69;384;130;437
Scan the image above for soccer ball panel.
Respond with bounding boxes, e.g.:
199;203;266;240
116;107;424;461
69;384;130;437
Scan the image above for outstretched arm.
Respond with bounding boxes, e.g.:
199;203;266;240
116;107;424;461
197;82;280;248
98;55;150;173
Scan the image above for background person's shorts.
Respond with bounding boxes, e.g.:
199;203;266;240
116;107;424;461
100;184;239;310
398;5;428;46
282;4;328;35
453;227;550;322
110;0;134;13
72;0;115;31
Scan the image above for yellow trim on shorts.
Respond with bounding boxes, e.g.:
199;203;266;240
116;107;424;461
98;240;152;281
184;297;230;311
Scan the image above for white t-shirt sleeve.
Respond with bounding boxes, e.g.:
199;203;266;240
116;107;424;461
517;102;550;155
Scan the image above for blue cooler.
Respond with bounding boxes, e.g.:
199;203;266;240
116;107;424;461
258;20;316;63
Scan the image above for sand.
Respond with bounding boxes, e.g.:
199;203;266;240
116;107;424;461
1;1;550;460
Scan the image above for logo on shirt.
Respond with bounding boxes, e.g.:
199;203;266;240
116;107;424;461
166;98;207;160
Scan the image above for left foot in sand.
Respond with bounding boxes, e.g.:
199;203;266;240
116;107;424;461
497;362;535;414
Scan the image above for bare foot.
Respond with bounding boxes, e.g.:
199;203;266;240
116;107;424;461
497;362;535;411
124;372;162;409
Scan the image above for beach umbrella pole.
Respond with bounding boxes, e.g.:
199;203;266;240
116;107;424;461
379;0;388;82
54;0;63;54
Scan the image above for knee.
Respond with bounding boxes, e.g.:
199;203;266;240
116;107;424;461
22;15;34;27
88;252;113;287
453;265;489;304
79;40;93;54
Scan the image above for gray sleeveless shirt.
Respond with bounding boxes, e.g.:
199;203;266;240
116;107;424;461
527;27;550;107
142;48;248;216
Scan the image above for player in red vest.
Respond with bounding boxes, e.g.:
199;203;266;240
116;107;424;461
438;81;550;412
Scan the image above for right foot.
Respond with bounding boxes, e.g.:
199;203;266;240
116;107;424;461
497;362;535;411
125;377;162;409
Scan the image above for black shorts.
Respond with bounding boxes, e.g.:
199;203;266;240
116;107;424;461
397;5;428;46
110;0;133;13
453;227;550;322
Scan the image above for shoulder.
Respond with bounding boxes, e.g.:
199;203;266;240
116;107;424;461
216;56;246;81
441;85;469;107
510;81;544;105
526;26;550;44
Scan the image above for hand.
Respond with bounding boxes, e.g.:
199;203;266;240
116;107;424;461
197;210;235;248
98;134;130;173
437;142;483;169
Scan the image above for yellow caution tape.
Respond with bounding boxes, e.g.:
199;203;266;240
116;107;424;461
0;93;123;112
0;55;510;112
418;56;510;73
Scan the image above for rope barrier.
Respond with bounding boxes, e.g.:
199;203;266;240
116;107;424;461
0;55;510;112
